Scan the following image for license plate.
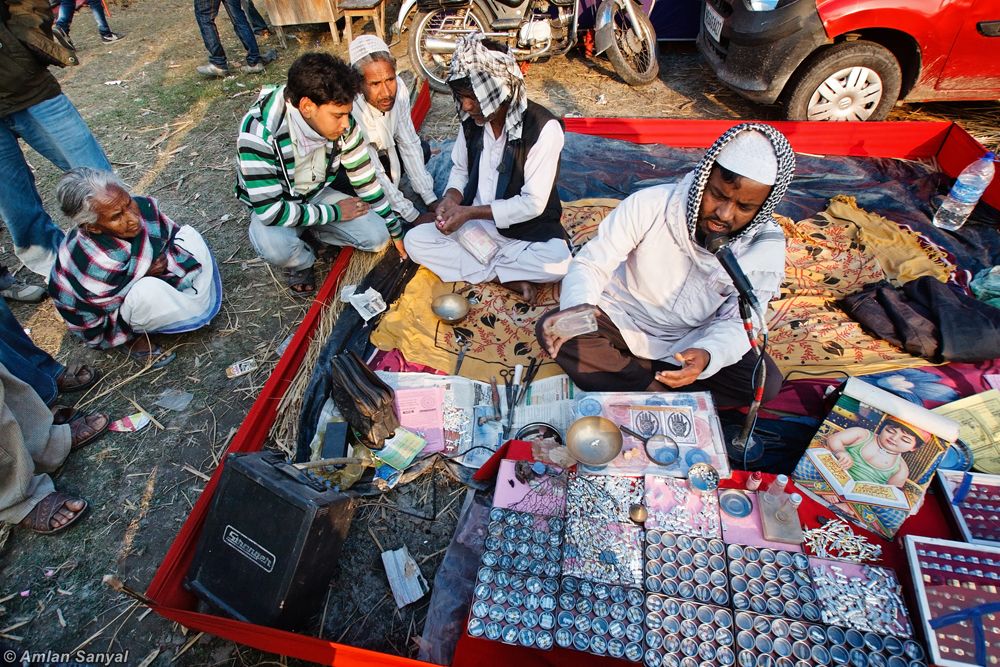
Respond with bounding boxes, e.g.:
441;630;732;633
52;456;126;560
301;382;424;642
704;3;724;43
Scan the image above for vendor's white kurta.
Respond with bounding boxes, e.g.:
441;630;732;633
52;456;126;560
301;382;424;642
559;174;786;379
403;119;571;285
352;78;438;223
119;225;222;335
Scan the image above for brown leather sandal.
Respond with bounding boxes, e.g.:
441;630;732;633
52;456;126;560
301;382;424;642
56;363;101;393
69;412;110;451
19;492;88;535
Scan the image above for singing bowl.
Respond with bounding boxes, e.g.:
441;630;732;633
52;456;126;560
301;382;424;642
566;416;623;466
431;293;470;324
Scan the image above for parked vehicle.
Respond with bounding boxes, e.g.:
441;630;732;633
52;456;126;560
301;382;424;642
401;0;660;92
697;0;1000;121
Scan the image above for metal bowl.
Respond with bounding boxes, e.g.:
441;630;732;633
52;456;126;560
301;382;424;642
431;293;470;324
565;416;623;466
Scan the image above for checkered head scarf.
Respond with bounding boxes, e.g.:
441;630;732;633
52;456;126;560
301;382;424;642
684;122;796;241
448;33;527;141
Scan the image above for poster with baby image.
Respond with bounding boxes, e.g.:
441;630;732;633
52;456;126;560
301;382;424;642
793;377;960;539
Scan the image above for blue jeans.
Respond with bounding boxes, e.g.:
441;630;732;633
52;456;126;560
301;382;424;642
245;0;268;33
56;0;113;38
0;94;112;276
194;0;262;68
0;297;63;405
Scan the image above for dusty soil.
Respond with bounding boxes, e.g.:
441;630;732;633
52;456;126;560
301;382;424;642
0;1;992;665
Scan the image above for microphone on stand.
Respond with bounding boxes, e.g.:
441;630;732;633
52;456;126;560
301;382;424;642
705;232;760;311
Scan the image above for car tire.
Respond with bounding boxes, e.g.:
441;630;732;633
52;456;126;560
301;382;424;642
783;41;902;121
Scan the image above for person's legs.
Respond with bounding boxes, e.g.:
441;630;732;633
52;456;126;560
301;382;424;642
85;0;113;37
193;0;229;68
12;94;112;173
493;238;571;284
309;189;391;252
0;298;63;405
682;348;783;408
55;0;75;32
248;217;314;271
403;223;482;282
219;0;261;65
245;0;268;33
0;117;65;275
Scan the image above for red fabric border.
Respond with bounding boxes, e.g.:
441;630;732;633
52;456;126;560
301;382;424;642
148;109;986;665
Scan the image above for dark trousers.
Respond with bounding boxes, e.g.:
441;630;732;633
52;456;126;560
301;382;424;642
535;309;783;408
193;0;261;67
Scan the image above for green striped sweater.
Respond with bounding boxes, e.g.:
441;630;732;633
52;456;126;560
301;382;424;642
235;85;402;239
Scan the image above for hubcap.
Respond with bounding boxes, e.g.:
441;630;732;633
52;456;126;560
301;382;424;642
806;65;883;121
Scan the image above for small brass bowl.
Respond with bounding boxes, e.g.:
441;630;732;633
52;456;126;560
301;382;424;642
431;293;470;324
566;416;623;466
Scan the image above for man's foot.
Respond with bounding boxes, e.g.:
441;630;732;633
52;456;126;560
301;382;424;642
19;492;88;534
123;338;176;368
69;412;110;451
100;32;125;43
254;28;272;39
56;362;101;393
285;266;316;297
503;280;539;305
260;48;278;64
240;62;265;74
0;280;46;303
197;63;230;78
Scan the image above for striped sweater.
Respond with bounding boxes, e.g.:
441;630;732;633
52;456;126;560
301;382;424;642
235;85;402;239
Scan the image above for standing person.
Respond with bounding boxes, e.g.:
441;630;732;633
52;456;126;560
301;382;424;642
0;360;109;535
0;0;113;276
237;53;406;296
349;35;439;226
193;0;276;77
403;34;571;304
244;0;269;37
55;0;124;43
537;123;795;408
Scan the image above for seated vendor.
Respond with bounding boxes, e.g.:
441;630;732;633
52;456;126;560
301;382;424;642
49;168;221;367
403;35;571;304
537;124;795;408
349;35;439;226
237;52;406;296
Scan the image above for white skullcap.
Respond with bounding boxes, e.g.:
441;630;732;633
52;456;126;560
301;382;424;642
715;129;778;186
349;35;391;66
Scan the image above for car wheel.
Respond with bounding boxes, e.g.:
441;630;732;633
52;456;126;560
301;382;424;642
783;41;902;121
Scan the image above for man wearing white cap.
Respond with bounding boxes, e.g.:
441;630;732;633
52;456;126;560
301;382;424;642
349;36;439;226
537;123;796;407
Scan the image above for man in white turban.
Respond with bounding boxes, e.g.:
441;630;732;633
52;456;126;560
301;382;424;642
403;35;571;304
537;123;797;407
349;36;439;226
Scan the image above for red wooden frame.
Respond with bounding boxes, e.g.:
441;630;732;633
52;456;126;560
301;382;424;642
147;106;991;665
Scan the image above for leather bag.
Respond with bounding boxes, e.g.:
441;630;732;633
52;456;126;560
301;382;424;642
327;350;398;451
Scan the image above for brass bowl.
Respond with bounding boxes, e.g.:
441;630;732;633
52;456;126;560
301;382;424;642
431;293;470;324
566;416;623;466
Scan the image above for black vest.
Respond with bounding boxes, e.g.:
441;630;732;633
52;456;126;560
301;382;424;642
461;100;566;243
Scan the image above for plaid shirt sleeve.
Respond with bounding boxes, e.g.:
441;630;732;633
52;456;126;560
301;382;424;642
339;118;403;239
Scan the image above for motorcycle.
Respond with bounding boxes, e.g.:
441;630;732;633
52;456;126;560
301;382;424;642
401;0;659;92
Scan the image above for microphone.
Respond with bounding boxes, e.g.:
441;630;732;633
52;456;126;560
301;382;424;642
705;232;760;311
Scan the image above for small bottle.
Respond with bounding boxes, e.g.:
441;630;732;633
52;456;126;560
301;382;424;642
766;474;789;499
776;492;803;523
745;471;763;492
933;152;995;231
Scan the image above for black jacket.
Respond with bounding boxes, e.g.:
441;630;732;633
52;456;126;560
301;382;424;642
460;100;566;243
0;0;63;117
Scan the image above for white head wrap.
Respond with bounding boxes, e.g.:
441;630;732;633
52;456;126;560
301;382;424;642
448;33;527;141
715;130;778;186
349;35;391;66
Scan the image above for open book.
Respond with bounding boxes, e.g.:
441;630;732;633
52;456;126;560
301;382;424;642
805;449;910;509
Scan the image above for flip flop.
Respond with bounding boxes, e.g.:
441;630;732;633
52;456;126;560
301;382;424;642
19;492;88;535
122;344;176;369
56;363;101;393
69;412;110;451
285;266;316;297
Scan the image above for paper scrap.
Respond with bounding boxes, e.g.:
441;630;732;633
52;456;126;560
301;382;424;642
225;358;257;379
153;388;194;412
348;287;386;321
375;427;426;471
109;412;151;433
394;387;445;453
381;546;428;608
986;374;1000;391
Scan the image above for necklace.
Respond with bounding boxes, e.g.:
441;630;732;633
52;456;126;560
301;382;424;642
875;441;896;457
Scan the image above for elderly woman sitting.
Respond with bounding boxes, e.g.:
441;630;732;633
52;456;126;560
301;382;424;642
48;168;221;366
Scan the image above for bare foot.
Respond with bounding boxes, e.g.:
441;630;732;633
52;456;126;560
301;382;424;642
503;280;538;305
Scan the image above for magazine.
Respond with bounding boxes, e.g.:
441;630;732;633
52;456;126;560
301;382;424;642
792;377;959;539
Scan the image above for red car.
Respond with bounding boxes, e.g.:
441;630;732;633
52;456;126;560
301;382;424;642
697;0;1000;121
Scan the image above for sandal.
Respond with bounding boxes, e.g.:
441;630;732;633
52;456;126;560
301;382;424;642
69;412;110;451
123;343;176;369
56;362;101;393
51;405;80;425
19;492;88;534
285;266;316;296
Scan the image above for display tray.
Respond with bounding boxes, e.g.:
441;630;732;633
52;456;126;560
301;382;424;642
937;470;1000;545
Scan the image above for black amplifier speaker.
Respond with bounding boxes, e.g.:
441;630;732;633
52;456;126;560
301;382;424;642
185;451;356;630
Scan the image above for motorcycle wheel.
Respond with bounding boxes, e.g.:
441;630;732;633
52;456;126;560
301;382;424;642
409;7;488;93
605;1;659;86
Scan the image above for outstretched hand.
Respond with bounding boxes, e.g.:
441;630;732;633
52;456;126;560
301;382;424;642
654;348;710;388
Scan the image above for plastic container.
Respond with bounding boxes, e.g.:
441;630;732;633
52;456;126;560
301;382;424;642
933;152;995;231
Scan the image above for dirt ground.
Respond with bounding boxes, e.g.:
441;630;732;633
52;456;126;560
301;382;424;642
0;1;993;665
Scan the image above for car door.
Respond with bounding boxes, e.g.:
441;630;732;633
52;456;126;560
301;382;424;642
936;0;1000;92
